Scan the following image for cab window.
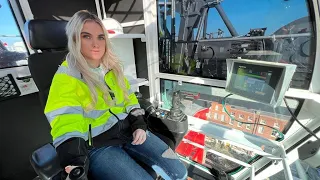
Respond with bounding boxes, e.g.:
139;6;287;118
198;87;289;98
0;0;28;69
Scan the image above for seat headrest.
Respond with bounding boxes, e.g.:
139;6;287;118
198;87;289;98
25;20;68;50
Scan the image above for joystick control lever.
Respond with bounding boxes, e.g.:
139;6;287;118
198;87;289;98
169;91;187;122
67;167;88;180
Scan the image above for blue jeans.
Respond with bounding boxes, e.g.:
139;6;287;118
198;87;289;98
88;131;188;180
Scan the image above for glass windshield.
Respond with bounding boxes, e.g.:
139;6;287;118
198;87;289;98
160;79;301;172
0;0;28;69
157;0;315;89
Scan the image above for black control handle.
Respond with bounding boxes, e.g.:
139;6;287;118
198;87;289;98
69;167;88;180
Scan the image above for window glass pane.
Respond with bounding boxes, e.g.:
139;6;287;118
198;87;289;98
160;79;300;172
0;1;28;68
204;135;256;171
157;0;315;89
258;126;264;134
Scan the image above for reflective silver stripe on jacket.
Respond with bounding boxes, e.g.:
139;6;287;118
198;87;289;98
126;104;141;113
46;106;83;123
46;106;108;123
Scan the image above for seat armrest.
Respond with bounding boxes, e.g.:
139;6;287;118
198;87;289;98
30;143;62;180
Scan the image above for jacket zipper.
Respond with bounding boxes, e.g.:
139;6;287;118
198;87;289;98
88;124;93;147
88;71;116;146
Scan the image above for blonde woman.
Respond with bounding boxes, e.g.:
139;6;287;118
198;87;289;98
44;10;187;180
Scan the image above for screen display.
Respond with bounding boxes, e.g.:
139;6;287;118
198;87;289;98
229;62;283;103
234;66;272;95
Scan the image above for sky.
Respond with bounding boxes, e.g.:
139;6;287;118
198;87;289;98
0;0;23;45
163;0;309;37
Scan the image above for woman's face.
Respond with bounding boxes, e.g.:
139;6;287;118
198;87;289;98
80;20;106;67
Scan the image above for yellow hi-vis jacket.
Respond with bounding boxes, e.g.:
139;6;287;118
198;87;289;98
44;60;140;148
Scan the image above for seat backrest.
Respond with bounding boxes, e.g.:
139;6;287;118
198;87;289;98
25;20;68;109
26;20;68;180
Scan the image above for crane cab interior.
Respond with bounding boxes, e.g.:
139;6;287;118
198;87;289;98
0;0;320;180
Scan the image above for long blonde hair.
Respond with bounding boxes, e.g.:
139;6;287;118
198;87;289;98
65;10;128;108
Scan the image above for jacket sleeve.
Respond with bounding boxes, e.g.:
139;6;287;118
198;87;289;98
128;108;147;132
44;74;89;179
123;78;141;113
56;138;89;180
123;78;147;132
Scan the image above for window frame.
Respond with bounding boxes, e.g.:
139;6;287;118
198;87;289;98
258;126;264;134
246;124;251;130
214;112;218;120
221;114;225;122
215;105;219;111
229;117;234;125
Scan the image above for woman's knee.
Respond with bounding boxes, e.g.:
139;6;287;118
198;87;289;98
152;159;188;180
173;161;188;180
173;162;188;180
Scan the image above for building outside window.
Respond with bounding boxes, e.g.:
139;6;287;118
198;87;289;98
271;129;278;137
214;113;218;120
258;126;264;134
229;118;234;125
221;114;225;122
274;122;280;129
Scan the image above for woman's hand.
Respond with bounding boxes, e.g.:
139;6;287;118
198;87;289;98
65;165;78;174
132;129;146;145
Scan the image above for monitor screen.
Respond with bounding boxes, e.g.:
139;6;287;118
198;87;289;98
229;62;284;103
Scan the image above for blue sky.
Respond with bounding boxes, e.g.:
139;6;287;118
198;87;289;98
164;0;309;37
0;0;23;45
0;0;20;35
